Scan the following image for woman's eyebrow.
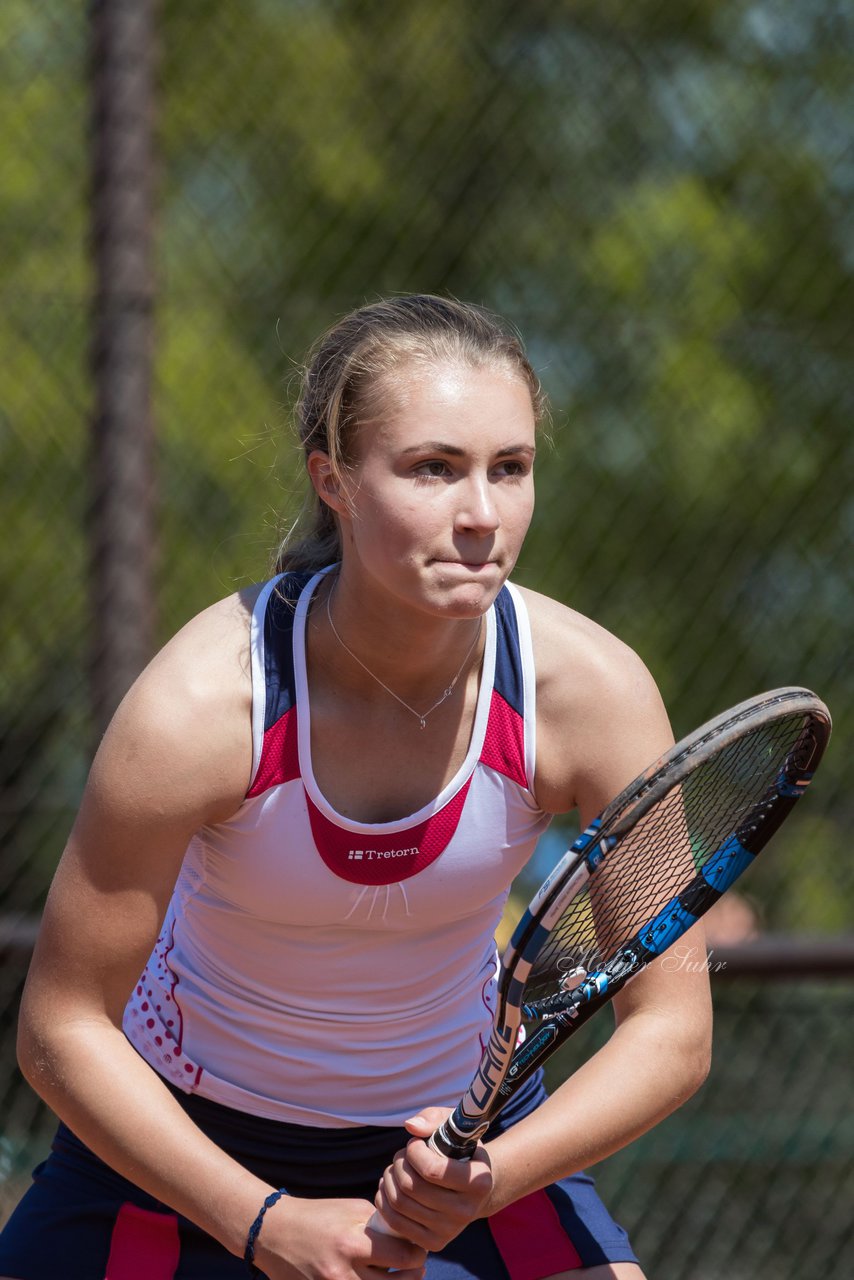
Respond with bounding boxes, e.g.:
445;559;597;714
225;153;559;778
399;441;536;457
399;441;466;456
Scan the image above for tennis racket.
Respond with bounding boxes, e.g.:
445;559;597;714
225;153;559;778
423;686;830;1161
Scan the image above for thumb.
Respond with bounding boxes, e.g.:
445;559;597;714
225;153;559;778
404;1106;452;1138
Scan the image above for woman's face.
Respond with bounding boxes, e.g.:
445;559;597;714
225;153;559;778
325;360;537;619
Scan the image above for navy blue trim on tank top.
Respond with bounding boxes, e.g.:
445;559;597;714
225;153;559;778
262;573;310;730
492;588;524;717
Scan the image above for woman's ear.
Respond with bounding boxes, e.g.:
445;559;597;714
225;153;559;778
307;450;348;517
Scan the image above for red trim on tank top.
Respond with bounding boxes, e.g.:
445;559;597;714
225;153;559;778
306;778;473;885
247;705;300;797
479;689;527;788
246;680;529;886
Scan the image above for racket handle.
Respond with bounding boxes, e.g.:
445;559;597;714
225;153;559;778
366;1118;481;1240
428;1116;482;1160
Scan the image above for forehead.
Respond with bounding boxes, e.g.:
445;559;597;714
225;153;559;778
365;360;536;451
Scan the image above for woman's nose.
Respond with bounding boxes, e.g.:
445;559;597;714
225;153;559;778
454;475;501;534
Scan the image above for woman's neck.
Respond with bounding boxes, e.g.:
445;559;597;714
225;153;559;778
309;569;487;716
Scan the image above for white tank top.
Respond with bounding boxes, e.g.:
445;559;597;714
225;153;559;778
123;570;552;1127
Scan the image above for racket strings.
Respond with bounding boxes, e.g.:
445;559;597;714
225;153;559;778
520;713;811;1018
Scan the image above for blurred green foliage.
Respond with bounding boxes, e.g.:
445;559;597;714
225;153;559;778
1;0;850;924
1;4;852;1271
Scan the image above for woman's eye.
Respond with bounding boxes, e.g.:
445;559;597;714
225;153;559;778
416;460;450;478
495;459;528;478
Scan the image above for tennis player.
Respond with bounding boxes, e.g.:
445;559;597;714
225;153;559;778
0;296;712;1280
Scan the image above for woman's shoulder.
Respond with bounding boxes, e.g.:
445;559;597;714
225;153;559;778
513;583;649;694
92;583;267;825
512;583;673;817
146;582;265;696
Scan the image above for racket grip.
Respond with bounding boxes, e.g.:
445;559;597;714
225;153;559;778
428;1118;480;1161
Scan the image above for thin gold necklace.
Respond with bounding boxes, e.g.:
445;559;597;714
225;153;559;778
325;584;483;729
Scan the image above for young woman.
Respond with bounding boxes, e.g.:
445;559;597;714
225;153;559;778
0;296;712;1280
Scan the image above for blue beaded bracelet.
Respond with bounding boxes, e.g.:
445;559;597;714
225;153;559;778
244;1188;288;1268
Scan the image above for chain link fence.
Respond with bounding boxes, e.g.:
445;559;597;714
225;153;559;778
2;1;852;1274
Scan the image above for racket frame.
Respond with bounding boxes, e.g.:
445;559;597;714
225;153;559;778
430;686;831;1158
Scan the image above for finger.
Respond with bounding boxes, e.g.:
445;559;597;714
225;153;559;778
408;1136;493;1193
377;1176;481;1240
403;1106;452;1137
406;1141;448;1181
366;1209;434;1258
372;1192;441;1252
361;1267;426;1280
404;1138;476;1189
373;1239;429;1271
379;1156;450;1214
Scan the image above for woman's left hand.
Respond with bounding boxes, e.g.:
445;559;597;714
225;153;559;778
374;1108;495;1250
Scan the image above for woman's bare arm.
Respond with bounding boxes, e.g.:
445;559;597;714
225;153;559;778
17;594;260;1249
17;590;425;1279
374;589;712;1248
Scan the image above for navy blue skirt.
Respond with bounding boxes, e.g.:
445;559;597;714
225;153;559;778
0;1071;638;1279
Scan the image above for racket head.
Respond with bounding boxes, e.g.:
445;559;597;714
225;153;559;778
599;686;829;840
435;687;831;1158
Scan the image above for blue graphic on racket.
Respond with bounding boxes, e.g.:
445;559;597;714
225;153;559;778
418;687;831;1161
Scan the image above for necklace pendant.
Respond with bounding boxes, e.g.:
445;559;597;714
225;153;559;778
326;579;483;736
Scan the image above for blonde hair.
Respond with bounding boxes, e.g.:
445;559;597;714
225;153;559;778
276;294;546;573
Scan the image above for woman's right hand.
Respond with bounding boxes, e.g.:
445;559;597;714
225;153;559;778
252;1194;427;1280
